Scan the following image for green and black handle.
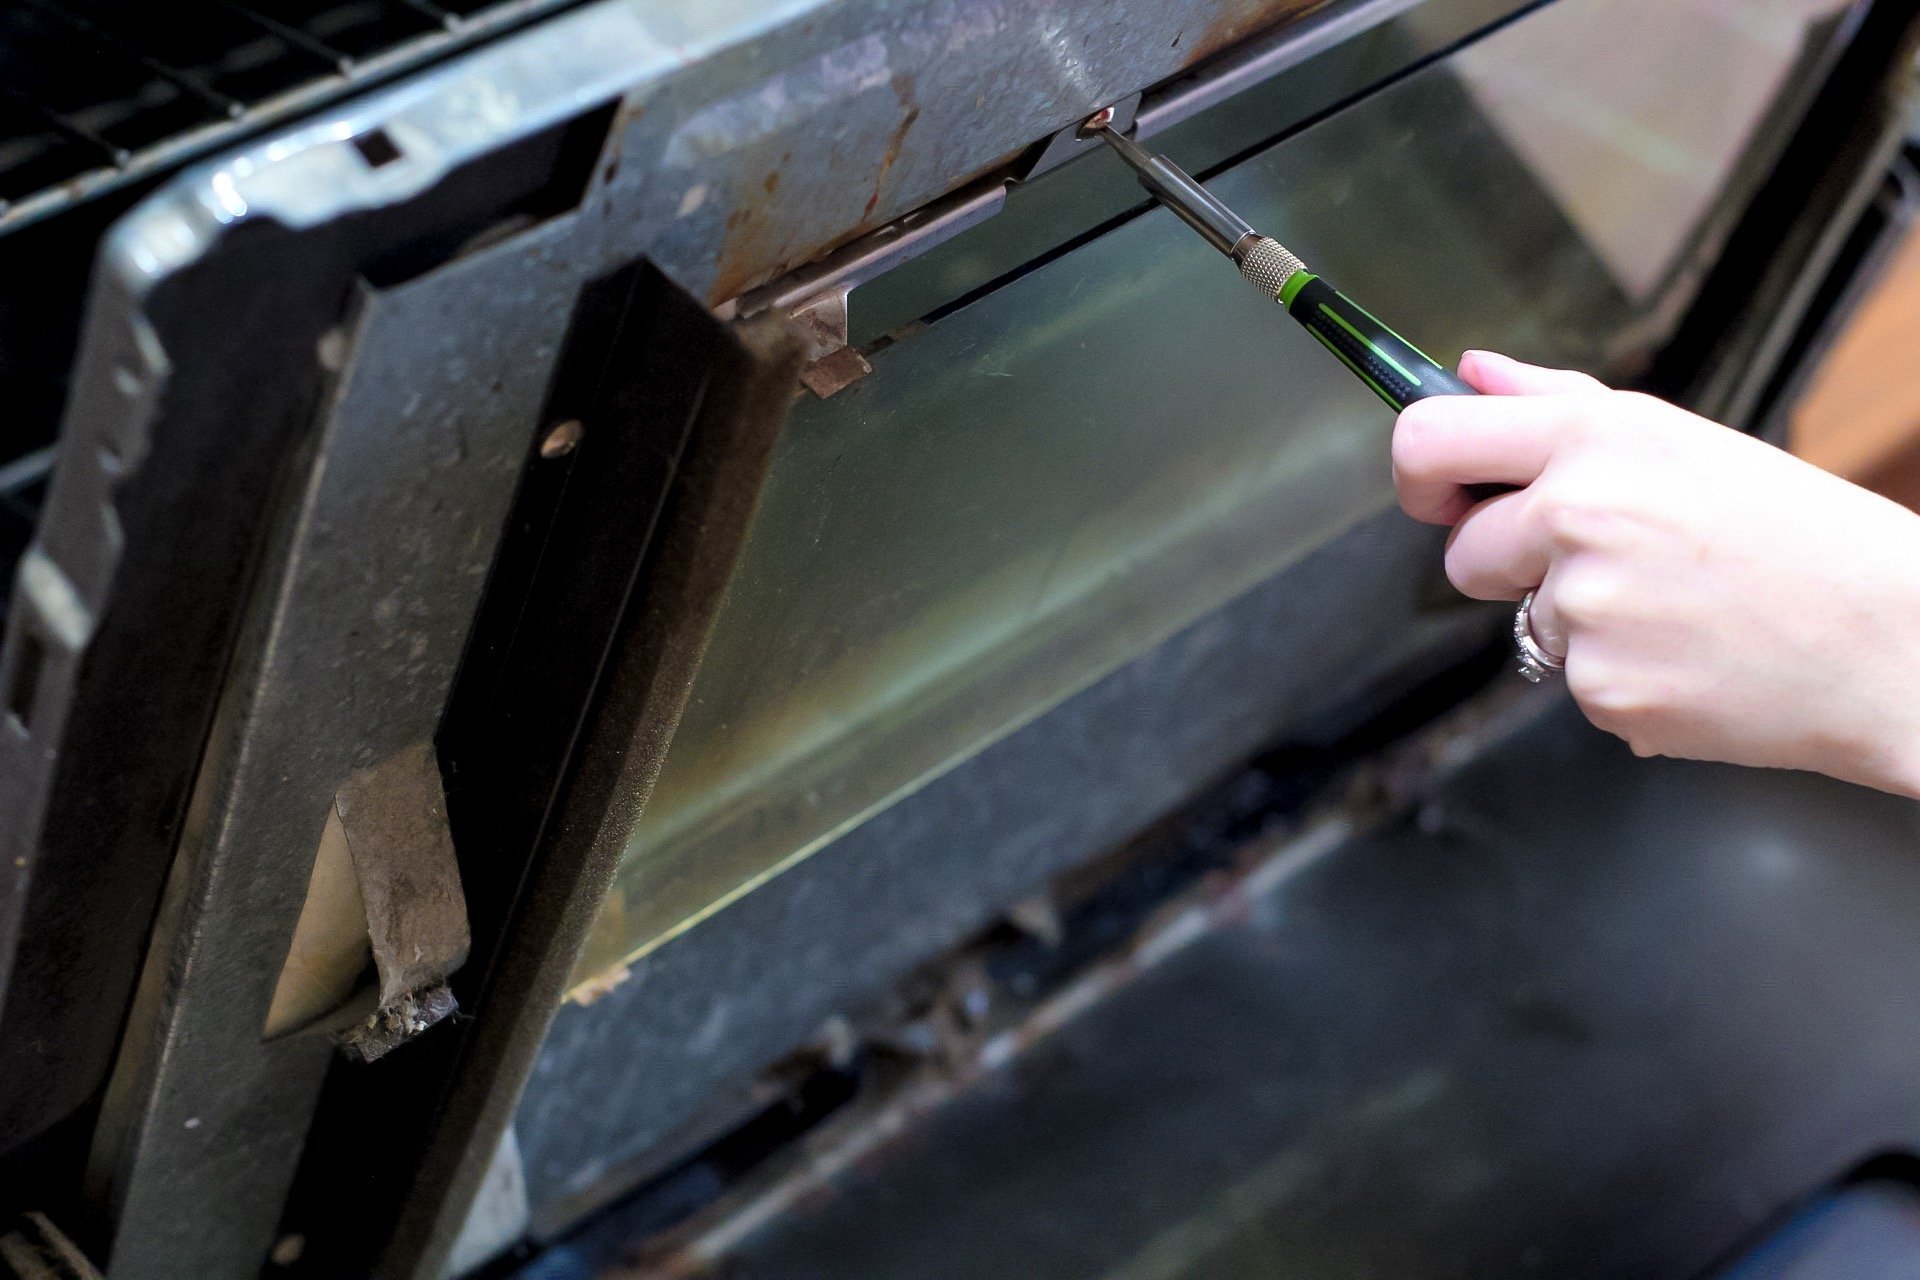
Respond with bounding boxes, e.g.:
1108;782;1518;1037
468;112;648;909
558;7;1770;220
1259;256;1502;499
1085;116;1476;415
1273;270;1475;410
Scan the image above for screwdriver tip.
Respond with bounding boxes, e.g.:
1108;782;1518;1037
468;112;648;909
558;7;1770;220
1077;106;1116;138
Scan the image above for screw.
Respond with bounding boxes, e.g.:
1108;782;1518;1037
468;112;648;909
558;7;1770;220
540;419;584;459
1077;106;1116;138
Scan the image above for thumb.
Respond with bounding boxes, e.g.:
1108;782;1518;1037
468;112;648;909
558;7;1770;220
1459;350;1607;396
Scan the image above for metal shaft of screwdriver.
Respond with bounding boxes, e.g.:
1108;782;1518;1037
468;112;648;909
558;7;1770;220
1090;125;1256;257
1082;116;1308;301
1079;109;1476;418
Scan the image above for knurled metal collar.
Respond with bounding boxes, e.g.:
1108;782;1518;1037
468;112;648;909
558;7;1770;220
1235;237;1307;301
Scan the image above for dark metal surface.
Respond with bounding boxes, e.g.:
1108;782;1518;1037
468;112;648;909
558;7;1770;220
0;94;616;1184
269;276;804;1280
83;218;591;1277
0;0;1905;1273
578;701;1920;1280
0;449;48;621
515;511;1496;1234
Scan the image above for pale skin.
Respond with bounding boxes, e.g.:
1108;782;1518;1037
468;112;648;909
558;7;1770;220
1391;350;1920;799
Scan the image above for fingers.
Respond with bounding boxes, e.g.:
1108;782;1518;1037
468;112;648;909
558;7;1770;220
1392;393;1586;524
1443;490;1547;601
1458;350;1608;397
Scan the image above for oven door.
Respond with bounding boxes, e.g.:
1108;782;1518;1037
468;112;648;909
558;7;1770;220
0;0;1916;1275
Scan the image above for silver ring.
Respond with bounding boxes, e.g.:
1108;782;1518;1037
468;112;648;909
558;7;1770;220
1513;589;1565;683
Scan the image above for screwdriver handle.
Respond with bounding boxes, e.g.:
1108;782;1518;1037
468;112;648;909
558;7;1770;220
1278;272;1507;504
1280;274;1473;411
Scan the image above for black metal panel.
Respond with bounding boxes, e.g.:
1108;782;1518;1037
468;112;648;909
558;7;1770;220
0;0;581;561
0;98;617;1218
587;703;1920;1280
273;266;805;1280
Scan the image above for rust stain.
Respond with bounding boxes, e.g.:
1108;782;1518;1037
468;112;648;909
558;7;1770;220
707;148;802;303
864;74;921;220
705;2;1324;309
1178;0;1330;69
708;75;922;305
711;195;774;303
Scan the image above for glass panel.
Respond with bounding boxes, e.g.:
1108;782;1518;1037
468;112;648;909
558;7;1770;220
1447;0;1845;301
571;0;1848;988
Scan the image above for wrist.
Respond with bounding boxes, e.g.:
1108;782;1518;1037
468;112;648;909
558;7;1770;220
1870;715;1920;801
1850;587;1920;801
1835;509;1920;800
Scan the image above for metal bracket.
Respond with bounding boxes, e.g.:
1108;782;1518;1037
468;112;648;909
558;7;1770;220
734;179;1008;397
334;742;472;1061
790;289;871;398
1011;92;1141;182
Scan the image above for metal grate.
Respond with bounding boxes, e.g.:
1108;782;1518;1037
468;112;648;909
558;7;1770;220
0;0;564;234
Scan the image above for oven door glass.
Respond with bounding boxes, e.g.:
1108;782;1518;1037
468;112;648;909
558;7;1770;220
571;0;1851;988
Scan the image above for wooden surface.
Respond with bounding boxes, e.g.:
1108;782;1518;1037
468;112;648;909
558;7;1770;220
1791;226;1920;493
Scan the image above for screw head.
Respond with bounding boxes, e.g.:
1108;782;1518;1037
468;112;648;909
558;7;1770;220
1077;106;1116;138
540;419;584;459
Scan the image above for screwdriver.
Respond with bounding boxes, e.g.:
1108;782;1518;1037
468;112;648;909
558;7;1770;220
1082;110;1476;412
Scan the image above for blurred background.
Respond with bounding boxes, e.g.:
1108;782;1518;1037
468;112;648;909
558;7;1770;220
1794;221;1920;501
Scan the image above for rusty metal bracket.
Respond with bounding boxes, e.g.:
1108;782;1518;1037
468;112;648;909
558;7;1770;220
734;179;1008;397
333;742;472;1062
790;289;871;398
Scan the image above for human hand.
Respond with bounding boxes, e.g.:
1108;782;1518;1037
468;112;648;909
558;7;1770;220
1392;350;1920;797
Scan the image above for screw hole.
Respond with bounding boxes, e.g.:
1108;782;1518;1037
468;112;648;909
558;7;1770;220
351;129;403;169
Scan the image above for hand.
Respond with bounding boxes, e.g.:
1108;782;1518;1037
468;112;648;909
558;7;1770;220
1392;350;1920;797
